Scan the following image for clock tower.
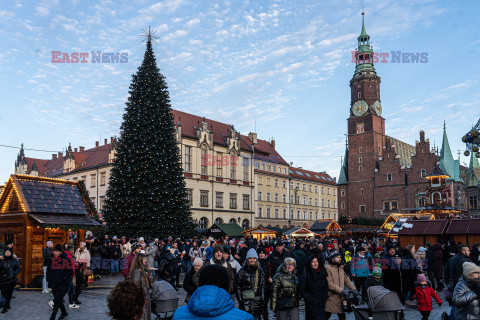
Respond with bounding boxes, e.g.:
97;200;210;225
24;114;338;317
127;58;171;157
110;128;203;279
346;12;385;216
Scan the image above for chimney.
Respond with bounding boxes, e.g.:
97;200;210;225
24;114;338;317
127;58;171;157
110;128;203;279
110;137;114;143
52;154;57;160
419;130;425;143
104;138;108;145
79;146;85;152
95;141;99;147
74;148;78;153
58;152;63;158
270;138;275;149
248;132;258;144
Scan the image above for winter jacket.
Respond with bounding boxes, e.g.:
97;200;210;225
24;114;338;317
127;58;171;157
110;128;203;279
227;256;242;275
293;249;306;276
183;267;201;303
90;243;103;258
46;252;73;288
110;244;122;260
325;261;356;314
433;243;444;279
300;255;328;320
43;246;53;267
364;274;383;293
75;248;91;267
204;258;235;294
445;253;471;289
145;246;156;269
271;264;299;311
122;252;135;278
415;284;442;312
235;262;266;315
351;253;372;278
173;285;254;320
382;256;411;295
157;252;178;284
206;246;214;262
426;247;436;272
267;249;294;281
0;256;20;285
453;276;480;320
189;247;200;260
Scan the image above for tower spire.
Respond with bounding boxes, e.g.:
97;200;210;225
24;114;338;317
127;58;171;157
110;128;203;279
354;11;375;75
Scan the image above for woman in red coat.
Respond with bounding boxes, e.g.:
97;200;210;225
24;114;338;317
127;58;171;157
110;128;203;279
414;274;442;320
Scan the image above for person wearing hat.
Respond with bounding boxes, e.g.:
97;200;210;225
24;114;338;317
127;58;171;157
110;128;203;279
0;248;20;314
414;273;442;320
351;246;373;301
235;248;265;319
256;247;270;320
47;244;73;320
452;261;480;320
365;266;384;294
204;245;235;294
173;264;254;320
0;239;14;257
271;257;300;320
325;251;358;320
183;258;203;303
224;245;242;274
293;242;306;283
267;241;294;286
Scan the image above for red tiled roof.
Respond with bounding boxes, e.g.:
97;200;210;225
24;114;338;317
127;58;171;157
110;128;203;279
289;166;336;185
446;219;480;235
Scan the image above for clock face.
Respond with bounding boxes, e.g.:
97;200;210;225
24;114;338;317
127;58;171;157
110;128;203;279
373;101;382;116
352;100;368;116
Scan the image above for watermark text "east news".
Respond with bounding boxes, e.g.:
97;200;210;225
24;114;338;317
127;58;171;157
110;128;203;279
351;51;428;63
51;51;128;63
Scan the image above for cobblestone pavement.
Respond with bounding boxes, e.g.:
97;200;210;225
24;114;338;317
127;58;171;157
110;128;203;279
4;275;450;320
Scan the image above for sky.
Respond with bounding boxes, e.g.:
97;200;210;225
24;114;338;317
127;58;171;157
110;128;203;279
0;0;479;184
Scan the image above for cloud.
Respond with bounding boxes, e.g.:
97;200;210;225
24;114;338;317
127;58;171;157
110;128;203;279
140;0;185;15
186;18;200;28
35;5;49;16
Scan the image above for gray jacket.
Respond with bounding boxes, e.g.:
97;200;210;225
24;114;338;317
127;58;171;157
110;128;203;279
453;276;480;320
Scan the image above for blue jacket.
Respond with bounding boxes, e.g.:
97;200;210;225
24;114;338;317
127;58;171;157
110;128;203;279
173;285;254;320
350;253;372;278
206;246;214;261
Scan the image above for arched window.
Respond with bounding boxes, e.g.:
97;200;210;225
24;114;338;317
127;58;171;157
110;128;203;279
229;218;237;224
242;219;249;230
421;169;426;178
199;217;208;229
387;173;392;181
214;217;223;224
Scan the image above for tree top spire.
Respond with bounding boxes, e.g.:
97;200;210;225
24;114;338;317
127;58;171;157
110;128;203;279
141;26;159;43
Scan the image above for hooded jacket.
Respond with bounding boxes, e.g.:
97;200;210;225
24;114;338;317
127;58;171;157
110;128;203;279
173;285;254;320
351;252;372;278
415;283;442;312
325;260;355;314
452;276;480;320
300;255;328;320
0;254;20;286
235;251;266;315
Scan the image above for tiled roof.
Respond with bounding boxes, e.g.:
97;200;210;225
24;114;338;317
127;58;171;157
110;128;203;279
289;167;336;185
30;213;101;226
427;166;448;177
446;219;480;235
385;136;415;167
310;219;333;231
397;219;448;235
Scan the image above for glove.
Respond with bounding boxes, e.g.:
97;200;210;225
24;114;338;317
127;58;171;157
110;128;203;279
352;289;361;298
341;290;349;297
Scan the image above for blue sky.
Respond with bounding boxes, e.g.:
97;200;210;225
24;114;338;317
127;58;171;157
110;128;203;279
0;0;479;184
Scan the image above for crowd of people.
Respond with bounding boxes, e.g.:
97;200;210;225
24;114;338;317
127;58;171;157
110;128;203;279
3;233;480;319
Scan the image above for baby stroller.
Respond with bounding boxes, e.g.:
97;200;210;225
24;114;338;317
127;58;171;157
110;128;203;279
353;286;404;320
151;280;179;320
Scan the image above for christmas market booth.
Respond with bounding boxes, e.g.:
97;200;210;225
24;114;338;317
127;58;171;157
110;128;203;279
380;213;435;237
0;175;101;286
309;219;342;237
445;219;480;246
283;227;315;239
395;219;449;249
242;226;281;240
205;223;244;239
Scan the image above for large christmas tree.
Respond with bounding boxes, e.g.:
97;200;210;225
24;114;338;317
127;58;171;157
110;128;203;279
102;31;194;239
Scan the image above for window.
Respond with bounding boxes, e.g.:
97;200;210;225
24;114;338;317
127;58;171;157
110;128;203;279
275;194;279;202
185;146;192;172
256;161;260;168
259;177;263;184
327;188;330;195
358;157;362;163
296;196;300;204
200;190;208;207
283;194;286;203
321;187;324;194
309;212;312;220
199;217;208;228
275;208;279;218
186;189;193;206
309;185;312;192
421;169;426;178
215;192;223;208
341;189;345;196
469;197;478;209
267;193;271;201
315;198;318;206
322;199;325;207
243;194;250;210
327;200;331;208
243;158;249;181
215;217;224;224
303;184;306;191
100;172;106;186
384;201;390;211
90;174;96;188
290;181;294;188
361;188;364;195
258;191;262;201
267;165;271;171
99;196;105;211
283;208;287;219
333;189;336;196
387;173;392;181
81;175;86;182
297;210;300;219
356;123;364;133
314;186;318;193
267;178;271;186
230;152;236;178
274;179;279;187
229;218;238;224
273;166;276;172
262;163;265;170
359;205;366;213
303;197;307;205
290;195;294;203
230;193;237;209
341;201;346;209
266;207;271;218
216;152;223;177
359;147;363;153
359;165;363;171
201;145;208;175
392;201;398;210
283;180;286;188
242;219;249;230
309;198;312;205
333;200;336;208
258;207;263;218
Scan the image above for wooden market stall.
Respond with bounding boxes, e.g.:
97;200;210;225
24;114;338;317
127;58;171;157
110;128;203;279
205;223;244;239
242;226;280;240
396;219;449;249
0;175;101;286
310;219;342;237
445;219;480;246
283;227;315;238
380;213;435;237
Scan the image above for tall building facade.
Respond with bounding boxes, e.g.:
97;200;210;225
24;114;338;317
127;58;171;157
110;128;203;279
337;13;465;219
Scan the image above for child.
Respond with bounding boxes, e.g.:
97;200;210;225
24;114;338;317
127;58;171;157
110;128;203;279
414;274;442;320
365;266;383;293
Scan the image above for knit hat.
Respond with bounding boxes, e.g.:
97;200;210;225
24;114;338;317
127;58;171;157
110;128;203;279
463;262;480;277
53;244;63;252
332;241;338;244
327;244;334;250
328;251;341;260
213;245;224;255
246;248;258;261
372;267;382;277
193;258;203;267
199;264;230;292
417;247;427;253
417;274;427;283
257;247;267;256
222;245;231;255
5;239;13;246
275;240;284;247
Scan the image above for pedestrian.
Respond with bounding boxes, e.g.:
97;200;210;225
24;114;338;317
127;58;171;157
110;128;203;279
65;245;80;309
325;252;358;320
300;254;328;320
350;246;372;300
224;245;242;275
157;250;178;287
122;243;142;278
415;274;442;320
293;241;306;284
364;266;383;293
130;253;152;320
145;243;157;278
182;239;193;274
169;241;182;288
205;245;235;294
271;257;300;320
90;239;104;276
183;258;203;303
0;248;20;313
110;240;122;276
445;244;471;319
108;280;148;320
43;240;54;293
47;244;73;320
452;261;480;320
268;241;293;286
257;247;271;320
235;249;265;319
383;250;408;305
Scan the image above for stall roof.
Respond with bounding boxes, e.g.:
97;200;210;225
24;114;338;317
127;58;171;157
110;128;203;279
209;223;244;237
242;226;280;234
283;227;315;236
397;219;449;235
446;219;480;235
310;219;341;232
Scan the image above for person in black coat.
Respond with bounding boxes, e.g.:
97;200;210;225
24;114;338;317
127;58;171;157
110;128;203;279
300;254;328;320
257;248;270;320
90;239;104;275
183;258;203;303
267;241;294;284
47;244;73;320
157;251;178;287
0;249;20;313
